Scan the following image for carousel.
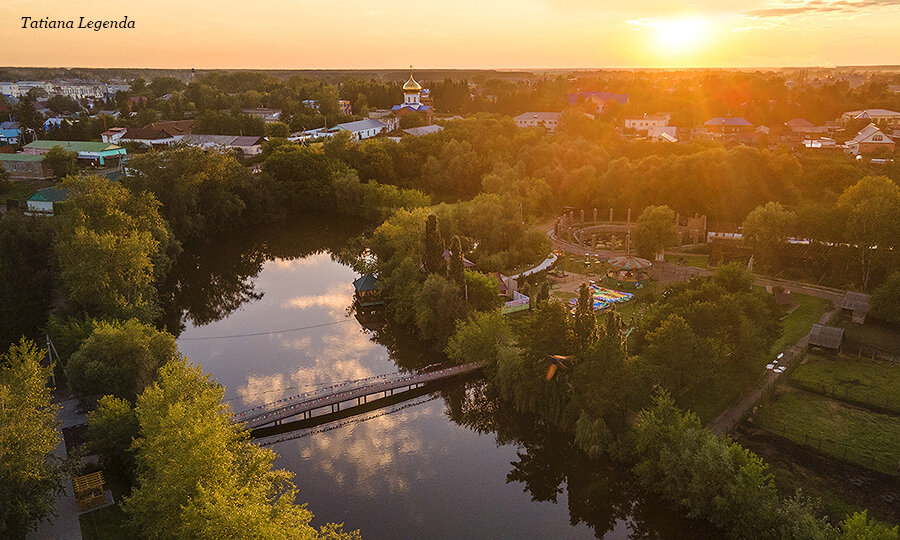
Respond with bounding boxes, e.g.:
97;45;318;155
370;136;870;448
607;255;652;285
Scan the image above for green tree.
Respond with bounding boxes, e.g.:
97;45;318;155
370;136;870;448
448;236;465;283
55;175;174;320
836;176;900;289
264;121;290;138
0;339;66;538
0;163;10;187
870;271;900;326
86;395;138;492
43;146;78;178
571;283;598;355
67;319;178;403
742;201;797;270
423;213;445;275
632;205;676;259
46;95;81;115
0;213;55;349
463;270;502;312
414;273;466;345
445;310;514;372
837;510;898;540
13;94;43;135
124;360;358;540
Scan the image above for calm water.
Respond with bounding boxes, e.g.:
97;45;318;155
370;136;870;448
162;216;712;540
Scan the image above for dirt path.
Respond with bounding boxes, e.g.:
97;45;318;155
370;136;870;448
707;306;841;435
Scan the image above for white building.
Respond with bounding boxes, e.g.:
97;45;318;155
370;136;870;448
625;113;671;132
844;123;895;155
0;81;18;97
332;119;387;141
514;112;561;133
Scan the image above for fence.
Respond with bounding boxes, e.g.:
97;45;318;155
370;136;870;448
759;424;899;478
788;379;900;416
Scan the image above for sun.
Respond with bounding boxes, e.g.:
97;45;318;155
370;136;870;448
653;18;708;54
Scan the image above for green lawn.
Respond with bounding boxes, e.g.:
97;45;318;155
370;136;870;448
770;293;832;356
79;504;131;540
0;179;53;203
755;389;900;476
789;353;900;414
840;320;900;356
664;253;709;269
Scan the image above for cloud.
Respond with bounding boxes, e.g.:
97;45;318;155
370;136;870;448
281;283;354;316
745;0;900;18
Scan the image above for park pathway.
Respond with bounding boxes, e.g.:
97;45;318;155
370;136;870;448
707;305;841;435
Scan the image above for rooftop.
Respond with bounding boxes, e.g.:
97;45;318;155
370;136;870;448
24;140;123;153
808;324;844;350
515;112;561;121
28;186;69;203
403;125;444;137
334;119;386;132
0;152;45;162
704;116;752;127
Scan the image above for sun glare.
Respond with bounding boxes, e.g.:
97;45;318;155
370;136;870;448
653;18;707;54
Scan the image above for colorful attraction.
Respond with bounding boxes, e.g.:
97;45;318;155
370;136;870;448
569;282;634;311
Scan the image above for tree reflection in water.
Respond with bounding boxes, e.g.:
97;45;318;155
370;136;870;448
158;214;371;336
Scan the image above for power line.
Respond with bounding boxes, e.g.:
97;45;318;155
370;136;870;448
178;318;354;341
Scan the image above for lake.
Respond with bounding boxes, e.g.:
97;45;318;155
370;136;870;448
162;216;712;539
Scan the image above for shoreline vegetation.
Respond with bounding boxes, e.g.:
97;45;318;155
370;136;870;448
2;106;899;538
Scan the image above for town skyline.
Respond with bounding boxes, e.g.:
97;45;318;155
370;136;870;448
2;0;899;69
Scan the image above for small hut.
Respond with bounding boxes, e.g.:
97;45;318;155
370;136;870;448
808;324;844;353
352;274;383;307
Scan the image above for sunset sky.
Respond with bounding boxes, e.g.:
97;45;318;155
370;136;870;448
2;0;899;69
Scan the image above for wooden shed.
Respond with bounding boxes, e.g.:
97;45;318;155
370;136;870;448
808;324;844;353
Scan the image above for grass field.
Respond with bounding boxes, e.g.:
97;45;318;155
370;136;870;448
770;293;832;356
789;353;900;414
755;388;900;476
79;504;130;540
664;253;709;269
840;319;900;356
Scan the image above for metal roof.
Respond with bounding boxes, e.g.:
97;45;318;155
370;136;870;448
403;125;443;137
0;153;45;162
335;119;386;133
24;140;123;153
515;112;561;121
704;116;752;127
808;324;844;350
29;186;69;203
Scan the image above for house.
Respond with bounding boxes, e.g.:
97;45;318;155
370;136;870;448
180;134;265;157
0;121;22;145
784;118;827;134
625;113;670;132
111;120;193;146
704;115;753;134
0;153;53;180
842;291;871;323
844;123;895;155
807;324;844;353
648;126;678;142
23;140;127;166
515;112;561;133
803;137;838;149
26;186;69;215
100;127;128;143
402;125;444;137
568;91;629;113
338;100;352;115
841;109;900;128
43;117;73;130
391;71;434;124
368;110;399;132
332;119;387;141
242;108;282;122
0;81;19;97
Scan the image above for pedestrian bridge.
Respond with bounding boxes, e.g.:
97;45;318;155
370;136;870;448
232;363;481;430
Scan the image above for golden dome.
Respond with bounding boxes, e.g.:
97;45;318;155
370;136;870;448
403;73;422;92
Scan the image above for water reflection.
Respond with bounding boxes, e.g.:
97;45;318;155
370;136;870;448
166;217;715;539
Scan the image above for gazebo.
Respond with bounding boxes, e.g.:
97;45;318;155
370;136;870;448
607;255;652;283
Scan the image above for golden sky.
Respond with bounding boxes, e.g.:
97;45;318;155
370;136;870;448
2;0;898;69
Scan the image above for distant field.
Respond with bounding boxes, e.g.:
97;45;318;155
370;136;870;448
790;353;900;414
755;388;900;476
770;293;832;356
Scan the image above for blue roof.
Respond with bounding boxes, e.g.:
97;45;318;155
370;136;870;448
0;121;20;130
353;274;380;291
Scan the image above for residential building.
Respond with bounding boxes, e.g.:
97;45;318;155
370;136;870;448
703;115;753;134
647;126;678;142
100;127;128;144
332;119;387;141
567;91;629;113
0;81;18;97
841;109;900;128
803;138;838;149
0;121;22;145
27;186;69;215
402;125;444;137
43;117;73;130
368;110;399;131
107;120;193;146
23;140;127;166
0;153;53;180
338;100;352;115
784;118;828;134
242;108;282;122
514;112;561;133
625;113;670;132
180;134;265;156
844;123;895;155
391;71;434;124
